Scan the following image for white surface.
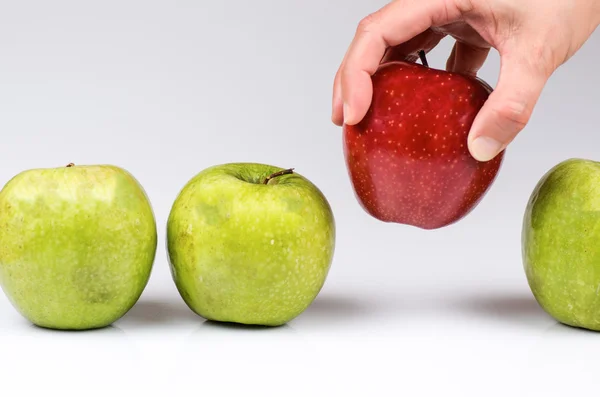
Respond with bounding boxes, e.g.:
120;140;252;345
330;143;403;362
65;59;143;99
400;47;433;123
1;1;600;396
1;285;596;396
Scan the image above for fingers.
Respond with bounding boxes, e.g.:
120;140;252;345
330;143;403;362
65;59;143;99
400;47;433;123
468;53;550;162
446;40;490;76
336;0;462;126
381;29;446;63
332;50;348;126
333;29;444;126
446;42;457;72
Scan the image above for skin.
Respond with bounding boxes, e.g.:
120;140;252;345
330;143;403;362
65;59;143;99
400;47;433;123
332;0;600;162
523;159;600;331
0;165;157;330
167;163;336;326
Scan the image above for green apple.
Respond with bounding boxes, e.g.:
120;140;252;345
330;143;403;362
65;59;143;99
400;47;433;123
523;158;600;331
0;163;157;330
167;163;336;326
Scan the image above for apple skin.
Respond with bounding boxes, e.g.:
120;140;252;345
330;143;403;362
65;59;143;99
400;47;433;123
0;164;157;330
343;60;504;229
166;163;336;326
523;158;600;331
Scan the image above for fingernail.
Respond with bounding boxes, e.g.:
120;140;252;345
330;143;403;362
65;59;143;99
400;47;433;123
470;136;503;162
343;102;352;125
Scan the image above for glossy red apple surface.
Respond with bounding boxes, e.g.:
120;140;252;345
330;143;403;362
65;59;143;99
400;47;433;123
343;60;504;230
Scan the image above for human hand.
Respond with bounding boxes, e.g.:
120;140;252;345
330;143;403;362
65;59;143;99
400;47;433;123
332;0;600;161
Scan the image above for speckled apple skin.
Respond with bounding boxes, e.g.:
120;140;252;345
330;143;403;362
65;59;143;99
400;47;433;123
0;165;157;330
167;163;336;326
343;61;504;230
523;158;600;331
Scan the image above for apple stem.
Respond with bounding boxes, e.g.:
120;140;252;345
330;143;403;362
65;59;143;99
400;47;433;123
66;163;75;167
263;168;294;185
418;50;429;68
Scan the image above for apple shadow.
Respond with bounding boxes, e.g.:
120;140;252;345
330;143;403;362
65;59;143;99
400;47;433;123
540;314;600;338
200;320;294;332
453;292;551;329
189;293;371;335
31;323;126;335
28;320;139;357
293;293;371;327
542;321;599;336
117;298;201;328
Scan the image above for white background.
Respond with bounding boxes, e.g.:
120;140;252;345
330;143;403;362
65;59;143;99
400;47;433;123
1;1;600;395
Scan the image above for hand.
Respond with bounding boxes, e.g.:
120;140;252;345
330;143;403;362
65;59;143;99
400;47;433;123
332;0;600;161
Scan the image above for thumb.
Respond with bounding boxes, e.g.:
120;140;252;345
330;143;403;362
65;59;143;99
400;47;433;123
468;54;549;162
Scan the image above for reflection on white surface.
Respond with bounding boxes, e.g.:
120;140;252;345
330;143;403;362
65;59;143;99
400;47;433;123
0;317;139;395
2;286;600;396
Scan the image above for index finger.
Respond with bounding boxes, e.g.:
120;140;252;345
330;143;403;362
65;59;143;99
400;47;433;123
339;0;462;125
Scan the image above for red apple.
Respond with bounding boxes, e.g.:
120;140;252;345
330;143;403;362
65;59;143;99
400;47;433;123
343;55;504;230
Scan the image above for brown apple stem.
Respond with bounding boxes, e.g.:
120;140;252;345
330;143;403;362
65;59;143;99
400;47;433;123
263;168;294;184
418;50;429;68
66;163;75;167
